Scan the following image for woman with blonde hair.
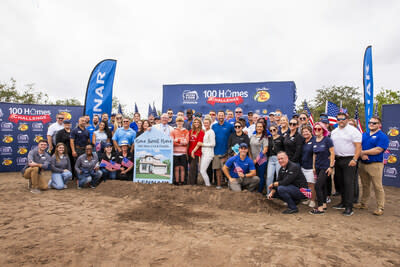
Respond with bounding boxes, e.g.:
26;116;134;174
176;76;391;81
188;117;204;185
199;116;216;186
49;143;73;190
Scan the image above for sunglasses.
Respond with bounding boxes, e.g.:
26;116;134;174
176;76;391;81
314;128;323;131
57;117;64;120
167;112;173;114
275;114;281;117
289;123;297;126
209;113;216;116
235;111;243;113
299;117;307;121
116;117;122;119
337;118;346;121
123;121;129;123
368;121;379;125
270;129;277;132
234;125;242;128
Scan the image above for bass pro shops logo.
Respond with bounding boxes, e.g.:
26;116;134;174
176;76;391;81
182;90;199;104
253;87;270;103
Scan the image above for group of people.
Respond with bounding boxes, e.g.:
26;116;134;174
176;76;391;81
22;106;389;217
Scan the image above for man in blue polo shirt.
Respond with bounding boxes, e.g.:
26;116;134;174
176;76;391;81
212;110;234;189
223;143;259;192
355;116;389;216
113;117;136;153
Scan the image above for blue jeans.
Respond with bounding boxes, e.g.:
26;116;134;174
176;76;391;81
256;162;268;193
77;170;102;187
266;156;280;194
51;171;73;190
275;185;306;210
101;168;117;181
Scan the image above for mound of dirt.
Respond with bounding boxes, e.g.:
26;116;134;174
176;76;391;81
95;181;279;214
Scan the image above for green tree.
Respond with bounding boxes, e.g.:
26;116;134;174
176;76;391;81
0;78;19;102
163;159;171;174
375;88;400;116
55;98;81;106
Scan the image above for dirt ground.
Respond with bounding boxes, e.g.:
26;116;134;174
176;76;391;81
0;172;399;267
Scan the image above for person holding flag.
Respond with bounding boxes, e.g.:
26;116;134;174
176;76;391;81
99;143;118;181
222;143;260;192
116;140;134;180
250;122;269;193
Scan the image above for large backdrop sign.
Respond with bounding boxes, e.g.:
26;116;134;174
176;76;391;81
162;81;297;117
382;104;400;187
133;128;173;184
0;102;83;172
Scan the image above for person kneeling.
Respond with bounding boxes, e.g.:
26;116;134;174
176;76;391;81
75;144;102;189
267;151;308;214
222;143;259;192
49;143;73;190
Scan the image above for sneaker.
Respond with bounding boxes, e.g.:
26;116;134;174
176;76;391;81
30;188;41;194
302;200;310;205
326;197;331;203
48;180;52;189
216;186;222;190
63;184;68;189
353;203;368;209
309;209;325;215
77;186;82;190
282;208;298;214
333;203;345;210
342;208;354;216
28;179;32;189
308;200;316;208
373;209;384;216
90;184;96;189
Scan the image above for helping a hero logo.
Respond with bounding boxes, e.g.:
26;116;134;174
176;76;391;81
253;87;270;102
1;122;13;131
387;127;399;137
2;158;13;166
32;122;43;131
0;146;12;155
183;90;199;104
16;157;28;166
18;123;29;131
17;134;29;143
389;140;399;151
2;135;13;143
384;166;398;178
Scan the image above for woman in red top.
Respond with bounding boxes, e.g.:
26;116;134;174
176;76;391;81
188;117;204;185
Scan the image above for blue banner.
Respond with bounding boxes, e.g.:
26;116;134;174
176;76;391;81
162;81;296;117
382;104;400;187
84;59;117;119
363;46;374;125
0;102;83;172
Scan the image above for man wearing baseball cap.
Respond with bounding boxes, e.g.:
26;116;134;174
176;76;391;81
222;143;260;192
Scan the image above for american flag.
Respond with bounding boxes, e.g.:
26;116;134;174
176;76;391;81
256;151;267;165
300;188;312;199
121;157;133;168
326;101;340;125
100;159;121;170
233;162;244;174
303;100;314;127
95;142;101;152
354;104;364;133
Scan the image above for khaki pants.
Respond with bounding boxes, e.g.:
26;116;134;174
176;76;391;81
23;167;51;190
229;176;260;192
358;162;385;210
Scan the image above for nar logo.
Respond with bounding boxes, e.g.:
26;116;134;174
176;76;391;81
17;134;29;143
388;140;399;151
1;122;13;131
16;157;28;165
182;90;199;104
384;167;398;178
32;122;44;131
0;146;13;155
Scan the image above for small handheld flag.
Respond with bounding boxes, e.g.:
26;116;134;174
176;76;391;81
300;188;312;199
256;151;267;165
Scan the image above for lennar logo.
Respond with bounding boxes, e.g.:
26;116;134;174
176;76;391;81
0;146;13;155
17;134;29;143
384;167;398;178
183;90;199;104
1;122;13;131
16;157;28;165
32;122;43;131
388;140;399;151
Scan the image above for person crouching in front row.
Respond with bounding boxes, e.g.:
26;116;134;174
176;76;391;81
267;151;308;214
49;143;73;190
222;143;260;192
74;144;102;189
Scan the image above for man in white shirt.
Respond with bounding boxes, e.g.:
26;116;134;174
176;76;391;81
330;112;362;216
245;113;259;138
152;113;174;136
46;112;65;154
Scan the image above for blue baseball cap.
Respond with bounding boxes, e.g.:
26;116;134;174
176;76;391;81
239;143;248;149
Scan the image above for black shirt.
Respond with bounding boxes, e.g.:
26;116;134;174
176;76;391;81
268;135;285;156
116;151;134;180
70;126;90;148
227;132;250;156
283;131;304;163
276;161;308;188
55;129;72;154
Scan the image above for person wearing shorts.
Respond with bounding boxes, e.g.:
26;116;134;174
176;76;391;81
300;125;316;208
170;116;189;185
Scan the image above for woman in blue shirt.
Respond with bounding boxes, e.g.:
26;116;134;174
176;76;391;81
300;125;316;208
310;122;335;215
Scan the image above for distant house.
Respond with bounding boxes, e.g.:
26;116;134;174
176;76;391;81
139;154;167;175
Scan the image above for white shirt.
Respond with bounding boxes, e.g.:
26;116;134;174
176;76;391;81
153;123;174;136
46;122;64;144
202;129;215;158
246;124;256;138
331;124;362;156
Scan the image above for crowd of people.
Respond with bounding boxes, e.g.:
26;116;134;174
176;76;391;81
22;106;389;216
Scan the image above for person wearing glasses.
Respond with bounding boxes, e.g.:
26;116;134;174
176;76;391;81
330;112;361;216
279;115;290;137
222;143;259;192
113;114;124;134
298;112;311;134
166;108;176;127
184;109;194;130
250;122;269;193
283;118;304;165
274;109;282;126
70;116;91;159
46;112;65;154
309;122;335;215
245;113;260;138
355;116;389;216
228;122;251;157
266;124;285;194
74;144;102;189
112;117;136;153
208;110;217;125
188;117;204;185
227;107;245;126
153;113;174;136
